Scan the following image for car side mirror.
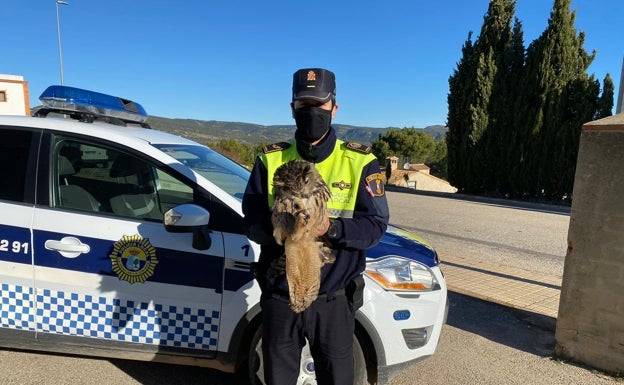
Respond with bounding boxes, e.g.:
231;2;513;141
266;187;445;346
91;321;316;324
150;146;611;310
164;204;212;250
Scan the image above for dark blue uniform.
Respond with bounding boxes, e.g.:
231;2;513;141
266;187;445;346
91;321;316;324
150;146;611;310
242;126;389;385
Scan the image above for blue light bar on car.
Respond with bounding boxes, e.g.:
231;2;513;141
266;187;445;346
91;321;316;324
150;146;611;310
39;85;148;124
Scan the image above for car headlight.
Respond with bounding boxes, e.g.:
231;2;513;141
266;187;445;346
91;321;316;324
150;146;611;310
365;256;438;292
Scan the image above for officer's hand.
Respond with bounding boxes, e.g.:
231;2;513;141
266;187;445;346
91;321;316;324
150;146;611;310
316;211;330;237
267;253;286;279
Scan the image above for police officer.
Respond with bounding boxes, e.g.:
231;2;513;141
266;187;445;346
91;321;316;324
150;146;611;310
242;68;389;385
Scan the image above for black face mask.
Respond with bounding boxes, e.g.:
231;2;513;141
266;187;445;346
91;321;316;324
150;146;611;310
293;105;332;143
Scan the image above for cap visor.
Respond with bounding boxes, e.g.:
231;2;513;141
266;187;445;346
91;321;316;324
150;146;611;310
293;91;333;102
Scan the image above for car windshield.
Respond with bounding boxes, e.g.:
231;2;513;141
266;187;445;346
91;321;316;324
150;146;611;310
154;144;250;201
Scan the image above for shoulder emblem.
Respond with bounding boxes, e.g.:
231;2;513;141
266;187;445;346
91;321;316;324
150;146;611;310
345;141;372;154
365;173;386;197
263;142;291;154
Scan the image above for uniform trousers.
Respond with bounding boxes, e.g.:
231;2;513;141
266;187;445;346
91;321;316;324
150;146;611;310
260;292;355;385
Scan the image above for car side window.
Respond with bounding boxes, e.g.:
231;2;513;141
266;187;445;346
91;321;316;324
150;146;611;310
0;127;36;203
53;138;194;220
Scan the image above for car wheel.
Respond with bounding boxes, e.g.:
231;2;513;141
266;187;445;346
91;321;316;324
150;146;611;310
353;336;368;385
247;326;369;385
247;327;263;385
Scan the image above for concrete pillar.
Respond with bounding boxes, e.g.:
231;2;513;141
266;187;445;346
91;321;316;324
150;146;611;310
555;113;624;374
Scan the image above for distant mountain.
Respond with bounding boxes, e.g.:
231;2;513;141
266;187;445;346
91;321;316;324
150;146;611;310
146;116;448;146
29;105;446;145
418;125;448;140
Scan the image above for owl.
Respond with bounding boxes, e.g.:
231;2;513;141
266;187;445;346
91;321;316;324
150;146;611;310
272;159;333;313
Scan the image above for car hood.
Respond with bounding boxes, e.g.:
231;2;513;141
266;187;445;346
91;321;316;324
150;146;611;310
366;224;439;267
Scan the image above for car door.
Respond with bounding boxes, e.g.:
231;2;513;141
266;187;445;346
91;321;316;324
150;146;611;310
0;126;40;334
31;133;225;353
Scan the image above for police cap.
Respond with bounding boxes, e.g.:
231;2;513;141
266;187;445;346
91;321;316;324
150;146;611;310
292;68;336;103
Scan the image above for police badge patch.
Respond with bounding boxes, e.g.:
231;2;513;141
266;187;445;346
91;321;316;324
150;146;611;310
365;173;386;197
331;180;352;190
110;235;158;284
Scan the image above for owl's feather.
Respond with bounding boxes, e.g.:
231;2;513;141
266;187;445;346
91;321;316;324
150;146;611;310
272;159;333;312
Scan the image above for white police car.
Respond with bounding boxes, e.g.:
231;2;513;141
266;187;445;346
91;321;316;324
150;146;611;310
0;86;447;385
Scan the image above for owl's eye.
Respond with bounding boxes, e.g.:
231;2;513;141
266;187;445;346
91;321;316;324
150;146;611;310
304;177;310;184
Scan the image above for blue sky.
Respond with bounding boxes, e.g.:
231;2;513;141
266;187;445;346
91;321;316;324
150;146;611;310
3;0;622;128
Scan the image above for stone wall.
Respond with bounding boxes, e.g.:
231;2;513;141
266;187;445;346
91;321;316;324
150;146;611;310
555;113;624;374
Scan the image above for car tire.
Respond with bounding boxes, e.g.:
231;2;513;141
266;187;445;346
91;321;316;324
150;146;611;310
247;327;263;385
247;326;370;385
353;336;368;385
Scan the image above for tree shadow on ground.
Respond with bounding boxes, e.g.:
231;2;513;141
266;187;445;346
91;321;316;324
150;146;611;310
446;291;557;357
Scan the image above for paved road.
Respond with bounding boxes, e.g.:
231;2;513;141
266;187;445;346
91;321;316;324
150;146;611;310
0;191;618;384
386;190;571;277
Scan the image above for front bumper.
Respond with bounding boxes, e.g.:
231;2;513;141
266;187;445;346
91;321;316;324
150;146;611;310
358;265;447;368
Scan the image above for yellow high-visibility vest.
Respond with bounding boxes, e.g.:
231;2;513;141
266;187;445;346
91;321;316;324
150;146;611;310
261;140;377;219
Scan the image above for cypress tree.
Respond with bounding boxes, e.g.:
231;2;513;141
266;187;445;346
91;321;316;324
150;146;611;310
503;19;526;196
448;0;612;200
513;0;596;199
486;15;524;194
539;0;597;199
595;74;614;119
447;0;516;193
446;34;475;191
